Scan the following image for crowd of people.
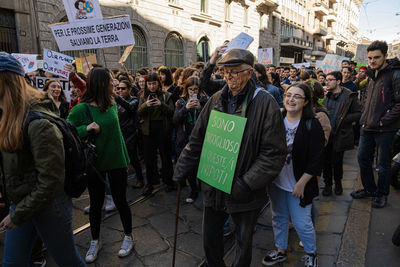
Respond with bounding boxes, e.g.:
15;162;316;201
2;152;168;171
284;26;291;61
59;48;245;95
0;39;399;267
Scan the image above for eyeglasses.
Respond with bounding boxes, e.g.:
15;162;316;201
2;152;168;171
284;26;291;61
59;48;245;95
116;87;128;90
326;78;337;82
283;93;305;100
224;68;251;78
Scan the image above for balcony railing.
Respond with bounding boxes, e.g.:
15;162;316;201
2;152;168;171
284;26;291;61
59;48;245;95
280;36;313;49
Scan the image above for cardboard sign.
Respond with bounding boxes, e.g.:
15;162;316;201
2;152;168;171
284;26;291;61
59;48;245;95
34;77;71;102
43;49;74;79
75;54;97;74
50;15;135;51
119;44;135;65
11;53;38;73
258;48;273;65
224;32;254;54
63;0;103;23
197;110;247;194
292;62;310;69
320;54;349;74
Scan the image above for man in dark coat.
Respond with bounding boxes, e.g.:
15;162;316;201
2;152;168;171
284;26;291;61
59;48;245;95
322;71;362;196
351;41;400;208
173;48;287;267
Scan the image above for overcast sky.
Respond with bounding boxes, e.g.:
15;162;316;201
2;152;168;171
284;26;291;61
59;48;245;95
358;0;400;43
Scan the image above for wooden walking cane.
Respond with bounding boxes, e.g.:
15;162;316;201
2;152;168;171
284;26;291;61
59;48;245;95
172;183;182;267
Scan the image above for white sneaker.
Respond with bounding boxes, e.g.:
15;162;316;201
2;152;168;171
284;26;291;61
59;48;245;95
84;205;90;214
299;240;304;247
85;240;102;263
118;235;134;257
105;195;116;212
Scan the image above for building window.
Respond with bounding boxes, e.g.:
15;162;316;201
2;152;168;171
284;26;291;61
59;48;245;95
121;25;148;72
0;8;18;53
200;0;208;13
197;36;210;62
164;32;184;67
271;16;276;34
244;6;249;26
225;0;231;21
64;49;99;63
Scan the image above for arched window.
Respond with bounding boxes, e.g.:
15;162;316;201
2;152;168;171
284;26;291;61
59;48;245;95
122;25;148;71
197;36;210;62
164;32;184;67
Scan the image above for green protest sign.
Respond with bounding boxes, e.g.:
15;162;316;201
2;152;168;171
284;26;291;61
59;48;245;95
197;110;247;194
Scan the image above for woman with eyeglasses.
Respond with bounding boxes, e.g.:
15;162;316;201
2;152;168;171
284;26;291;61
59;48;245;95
173;76;208;203
262;83;324;267
137;73;176;196
115;80;145;188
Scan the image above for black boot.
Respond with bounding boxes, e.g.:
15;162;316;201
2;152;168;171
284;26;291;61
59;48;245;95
322;185;332;196
334;181;343;195
372;195;387;208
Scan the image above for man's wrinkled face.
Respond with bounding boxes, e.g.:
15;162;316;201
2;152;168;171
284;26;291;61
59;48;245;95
368;50;387;71
224;64;253;94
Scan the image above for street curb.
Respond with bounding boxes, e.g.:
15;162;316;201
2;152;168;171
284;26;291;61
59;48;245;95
336;173;371;267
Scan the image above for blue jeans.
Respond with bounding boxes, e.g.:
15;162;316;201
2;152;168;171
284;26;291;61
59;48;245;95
2;194;86;267
269;184;316;254
358;130;396;196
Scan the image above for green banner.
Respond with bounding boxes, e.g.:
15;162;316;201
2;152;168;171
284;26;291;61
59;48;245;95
197;110;247;194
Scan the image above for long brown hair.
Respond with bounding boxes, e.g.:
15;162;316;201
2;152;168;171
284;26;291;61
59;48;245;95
43;79;67;102
0;71;45;152
181;76;203;99
80;68;113;112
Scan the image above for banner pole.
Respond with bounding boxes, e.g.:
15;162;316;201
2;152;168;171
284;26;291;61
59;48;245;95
102;48;107;68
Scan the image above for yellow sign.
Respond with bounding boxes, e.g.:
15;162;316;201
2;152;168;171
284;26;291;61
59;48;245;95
75;54;97;75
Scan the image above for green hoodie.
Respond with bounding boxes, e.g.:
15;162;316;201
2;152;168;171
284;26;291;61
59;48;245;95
1;93;65;226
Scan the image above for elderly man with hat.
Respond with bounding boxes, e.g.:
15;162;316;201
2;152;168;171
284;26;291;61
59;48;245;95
173;48;287;267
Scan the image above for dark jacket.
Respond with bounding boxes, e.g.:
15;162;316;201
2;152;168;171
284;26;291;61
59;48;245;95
323;87;362;152
341;80;358;93
166;84;181;104
137;91;175;136
360;58;400;132
59;100;70;119
173;95;208;156
1;94;65;226
291;117;325;207
116;94;139;149
173;79;287;213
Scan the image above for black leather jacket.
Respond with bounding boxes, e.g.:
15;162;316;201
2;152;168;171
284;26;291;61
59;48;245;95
116;94;139;145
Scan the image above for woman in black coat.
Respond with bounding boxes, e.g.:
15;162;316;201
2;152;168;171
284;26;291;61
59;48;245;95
262;82;324;267
173;76;208;203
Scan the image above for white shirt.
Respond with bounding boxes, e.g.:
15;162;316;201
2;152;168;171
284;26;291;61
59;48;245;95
273;117;300;192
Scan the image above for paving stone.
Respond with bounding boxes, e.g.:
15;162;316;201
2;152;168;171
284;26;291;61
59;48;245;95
132;200;170;218
252;227;275;251
168;232;204;258
84;249;144;267
105;213;149;231
316;233;342;255
316;201;350;216
179;204;204;225
149;190;179;209
190;222;203;235
142;250;201;267
316;215;347;234
75;226;124;248
318;254;336;267
133;225;170;257
148;212;189;238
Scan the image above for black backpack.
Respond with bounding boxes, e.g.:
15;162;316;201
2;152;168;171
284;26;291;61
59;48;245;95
24;111;92;198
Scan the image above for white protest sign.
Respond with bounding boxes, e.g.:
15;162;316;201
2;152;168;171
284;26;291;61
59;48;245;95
224;32;254;53
34;77;71;102
43;49;74;79
63;0;103;23
11;53;38;73
50;15;135;51
258;48;273;65
320;54;349;74
292;62;310;69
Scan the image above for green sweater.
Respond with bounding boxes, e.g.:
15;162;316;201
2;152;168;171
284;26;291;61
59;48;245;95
67;103;129;171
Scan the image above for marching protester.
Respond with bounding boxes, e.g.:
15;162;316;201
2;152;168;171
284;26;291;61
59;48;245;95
351;40;400;208
115;79;145;189
283;66;300;86
322;71;362;196
254;63;283;108
67;67;133;263
173;76;208;203
0;52;86;266
137;72;176;196
159;67;180;103
174;48;287;267
263;83;324;267
43;79;70;119
341;67;358;93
